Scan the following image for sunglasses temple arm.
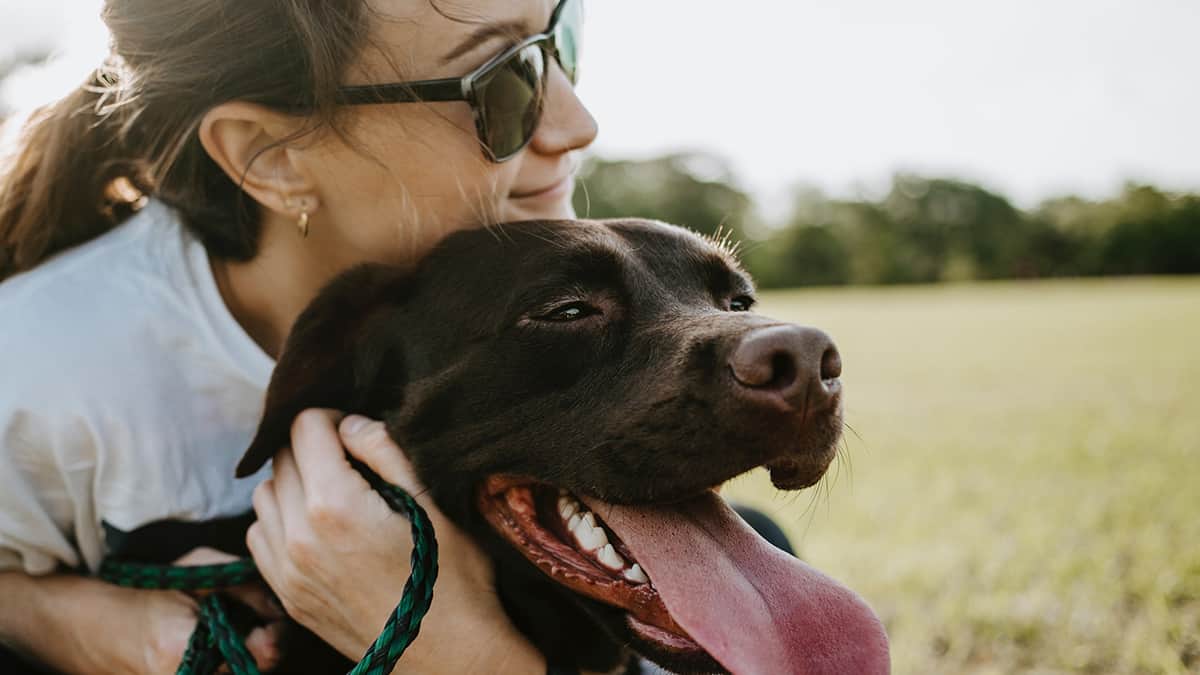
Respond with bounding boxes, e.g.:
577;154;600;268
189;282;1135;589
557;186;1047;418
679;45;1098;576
336;78;466;105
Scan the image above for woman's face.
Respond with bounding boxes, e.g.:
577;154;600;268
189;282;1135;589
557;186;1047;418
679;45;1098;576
298;0;598;266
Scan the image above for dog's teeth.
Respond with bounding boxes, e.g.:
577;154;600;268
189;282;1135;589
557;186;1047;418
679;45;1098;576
569;512;588;535
577;525;608;552
558;497;579;521
623;563;649;584
598;544;626;571
573;515;608;552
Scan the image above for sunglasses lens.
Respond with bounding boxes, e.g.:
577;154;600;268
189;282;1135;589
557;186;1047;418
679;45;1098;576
554;0;583;84
475;44;546;160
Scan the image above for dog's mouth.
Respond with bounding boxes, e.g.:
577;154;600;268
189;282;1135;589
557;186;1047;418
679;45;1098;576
479;477;703;658
478;475;891;675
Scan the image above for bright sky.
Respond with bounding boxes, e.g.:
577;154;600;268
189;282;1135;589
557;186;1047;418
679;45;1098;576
2;0;1198;213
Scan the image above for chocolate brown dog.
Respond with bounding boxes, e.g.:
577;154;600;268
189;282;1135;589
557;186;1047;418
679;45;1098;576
237;219;889;674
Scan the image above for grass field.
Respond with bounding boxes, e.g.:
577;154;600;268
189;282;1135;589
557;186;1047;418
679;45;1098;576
721;276;1200;674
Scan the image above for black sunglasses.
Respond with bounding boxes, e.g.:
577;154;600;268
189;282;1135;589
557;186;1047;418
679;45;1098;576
336;0;582;162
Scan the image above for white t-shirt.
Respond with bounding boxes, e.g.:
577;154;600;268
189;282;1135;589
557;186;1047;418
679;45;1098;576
0;199;274;574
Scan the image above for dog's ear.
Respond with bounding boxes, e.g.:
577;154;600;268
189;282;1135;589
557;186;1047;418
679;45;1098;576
236;264;410;478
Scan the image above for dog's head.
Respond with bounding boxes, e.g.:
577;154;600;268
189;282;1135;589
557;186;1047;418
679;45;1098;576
238;219;888;675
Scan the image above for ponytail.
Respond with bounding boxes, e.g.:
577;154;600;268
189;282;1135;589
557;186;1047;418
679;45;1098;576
0;62;149;281
0;0;372;283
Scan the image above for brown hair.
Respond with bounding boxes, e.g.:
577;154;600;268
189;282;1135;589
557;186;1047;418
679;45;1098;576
0;0;371;281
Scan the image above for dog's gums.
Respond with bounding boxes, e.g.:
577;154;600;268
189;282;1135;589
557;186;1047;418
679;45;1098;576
479;477;702;654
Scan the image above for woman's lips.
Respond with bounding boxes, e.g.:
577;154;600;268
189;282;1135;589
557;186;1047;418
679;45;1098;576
510;174;573;201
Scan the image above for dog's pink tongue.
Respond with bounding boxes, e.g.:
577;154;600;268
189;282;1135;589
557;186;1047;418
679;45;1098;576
583;493;889;675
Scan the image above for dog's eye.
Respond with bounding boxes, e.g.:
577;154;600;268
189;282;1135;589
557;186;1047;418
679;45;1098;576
537;301;600;322
729;295;756;312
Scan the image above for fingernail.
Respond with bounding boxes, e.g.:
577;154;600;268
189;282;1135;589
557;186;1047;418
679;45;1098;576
341;415;371;436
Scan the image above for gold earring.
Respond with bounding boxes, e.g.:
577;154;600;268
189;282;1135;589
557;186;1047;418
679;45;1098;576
297;210;310;238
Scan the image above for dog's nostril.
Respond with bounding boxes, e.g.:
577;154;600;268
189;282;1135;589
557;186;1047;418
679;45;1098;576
729;331;802;391
820;347;842;381
768;352;798;390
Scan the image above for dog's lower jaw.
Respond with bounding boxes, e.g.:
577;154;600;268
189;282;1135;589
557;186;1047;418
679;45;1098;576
429;479;625;673
495;548;725;675
492;543;634;674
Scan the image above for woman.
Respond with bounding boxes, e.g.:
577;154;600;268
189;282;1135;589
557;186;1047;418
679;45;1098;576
0;0;593;672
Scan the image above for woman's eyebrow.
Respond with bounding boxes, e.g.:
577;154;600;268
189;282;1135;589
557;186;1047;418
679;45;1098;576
441;20;533;65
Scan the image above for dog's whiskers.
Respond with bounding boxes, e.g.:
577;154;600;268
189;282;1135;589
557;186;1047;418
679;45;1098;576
843;420;865;444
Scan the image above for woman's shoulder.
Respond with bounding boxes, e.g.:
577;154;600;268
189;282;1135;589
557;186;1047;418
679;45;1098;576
0;199;186;307
0;201;223;401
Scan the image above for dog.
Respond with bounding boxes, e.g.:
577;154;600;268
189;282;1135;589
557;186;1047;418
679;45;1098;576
237;218;889;675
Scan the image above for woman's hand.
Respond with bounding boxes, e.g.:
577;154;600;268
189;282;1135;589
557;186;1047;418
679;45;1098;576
160;547;285;672
246;410;545;674
127;586;197;674
0;566;280;675
142;547;285;673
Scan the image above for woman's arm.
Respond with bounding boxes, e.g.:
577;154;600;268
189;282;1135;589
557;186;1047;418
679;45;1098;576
0;556;284;674
0;571;199;674
248;411;547;674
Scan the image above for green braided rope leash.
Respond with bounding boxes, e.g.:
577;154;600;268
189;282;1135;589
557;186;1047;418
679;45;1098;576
98;458;438;675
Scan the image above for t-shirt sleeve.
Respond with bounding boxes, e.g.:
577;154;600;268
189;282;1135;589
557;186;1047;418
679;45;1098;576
0;407;87;575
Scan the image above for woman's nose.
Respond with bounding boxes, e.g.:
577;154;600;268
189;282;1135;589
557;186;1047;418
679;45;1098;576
529;65;598;156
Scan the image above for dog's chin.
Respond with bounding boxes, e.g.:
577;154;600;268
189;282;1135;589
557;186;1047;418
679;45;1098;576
476;476;727;673
763;404;845;490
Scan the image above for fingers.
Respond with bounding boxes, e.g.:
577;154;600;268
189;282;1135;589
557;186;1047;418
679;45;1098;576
173;546;240;567
288;409;351;493
223;584;285;623
170;546;284;625
246;520;287;617
248;480;286;603
250;477;285;552
243;622;284;671
338;415;426;496
286;409;422;501
270;450;313;535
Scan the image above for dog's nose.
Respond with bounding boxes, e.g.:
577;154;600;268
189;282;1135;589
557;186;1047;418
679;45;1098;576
729;325;842;412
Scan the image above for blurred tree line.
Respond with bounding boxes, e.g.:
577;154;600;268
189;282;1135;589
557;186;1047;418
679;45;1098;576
573;153;1200;287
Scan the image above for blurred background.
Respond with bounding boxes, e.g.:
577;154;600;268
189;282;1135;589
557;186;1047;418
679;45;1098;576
2;1;1198;673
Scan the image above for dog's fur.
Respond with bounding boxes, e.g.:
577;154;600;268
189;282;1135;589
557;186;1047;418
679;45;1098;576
239;219;844;673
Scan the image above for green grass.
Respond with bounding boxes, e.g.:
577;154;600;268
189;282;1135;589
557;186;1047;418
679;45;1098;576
722;277;1200;674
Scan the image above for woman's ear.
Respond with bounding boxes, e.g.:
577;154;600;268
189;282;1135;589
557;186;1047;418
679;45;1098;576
198;102;319;217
